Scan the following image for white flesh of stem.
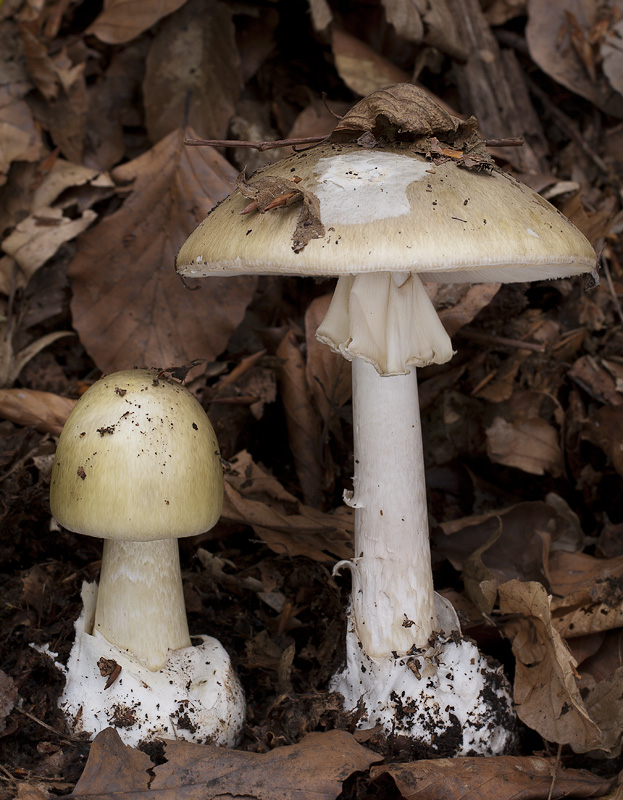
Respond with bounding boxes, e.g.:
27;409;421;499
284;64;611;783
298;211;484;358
93;538;191;671
347;358;437;657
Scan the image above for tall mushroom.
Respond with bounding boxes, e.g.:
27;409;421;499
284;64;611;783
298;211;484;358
50;368;245;746
175;85;596;755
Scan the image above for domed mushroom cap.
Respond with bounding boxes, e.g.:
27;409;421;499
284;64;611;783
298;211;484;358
176;142;595;283
50;369;223;541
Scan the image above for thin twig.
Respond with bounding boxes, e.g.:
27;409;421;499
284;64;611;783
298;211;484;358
484;137;524;147
602;255;623;326
184;135;526;152
15;706;77;744
215;350;266;391
321;91;343;120
547;743;563;800
0;764;16;785
526;77;612;177
184;136;327;151
458;329;546;353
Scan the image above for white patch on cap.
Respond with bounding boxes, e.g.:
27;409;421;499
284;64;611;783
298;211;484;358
313;152;430;225
526;228;540;238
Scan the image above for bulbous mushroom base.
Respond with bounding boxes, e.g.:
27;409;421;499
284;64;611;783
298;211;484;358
330;600;516;756
59;583;245;747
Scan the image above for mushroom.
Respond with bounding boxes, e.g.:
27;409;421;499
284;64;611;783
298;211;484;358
175;85;596;755
50;368;245;746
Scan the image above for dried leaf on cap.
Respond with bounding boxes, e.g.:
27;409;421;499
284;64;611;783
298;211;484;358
236;170;325;253
329;83;493;167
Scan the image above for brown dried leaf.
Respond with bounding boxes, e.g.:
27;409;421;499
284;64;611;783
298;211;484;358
331;82;458;141
486;416;564;476
330;28;409;98
305;294;352;426
31;159;114;211
526;0;623;117
2;206;97;280
18;26;59;102
602;17;623;95
372;755;612;800
83;43;148;172
222;450;353;562
382;0;466;60
581;406;623;477
381;0;424;43
434;282;501;337
24;43;89;163
86;0;188;45
143;0;241;143
569;356;623;406
499;579;601;750
435;500;578;611
0;87;43;185
277;329;322;508
580;668;623;757
0;388;76;434
558;191;618;246
0;323;73;388
68;127;257;373
72;727;379;800
549;550;623;637
237;171;325;252
581;630;623;685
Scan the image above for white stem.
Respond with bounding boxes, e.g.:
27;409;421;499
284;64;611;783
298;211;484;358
346;358;437;657
93;539;191;671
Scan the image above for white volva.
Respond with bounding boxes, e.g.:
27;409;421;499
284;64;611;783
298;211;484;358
60;583;245;748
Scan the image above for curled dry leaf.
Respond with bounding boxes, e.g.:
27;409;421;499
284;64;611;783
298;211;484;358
498;579;602;751
434;499;583;613
68;127;257;373
0;322;73;389
86;0;188;45
31;159;114;211
486;416;564;476
329;83;492;167
2;207;97;281
372;754;613;800
549;550;623;638
72;727;380;800
0;388;76;434
331;82;458;141
222;450;353;562
237;170;325;253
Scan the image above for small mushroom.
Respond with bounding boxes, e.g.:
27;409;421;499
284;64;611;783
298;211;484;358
175;85;596;755
50;368;245;746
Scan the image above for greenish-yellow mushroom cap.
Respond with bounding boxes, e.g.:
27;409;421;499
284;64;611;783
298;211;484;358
50;368;223;541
